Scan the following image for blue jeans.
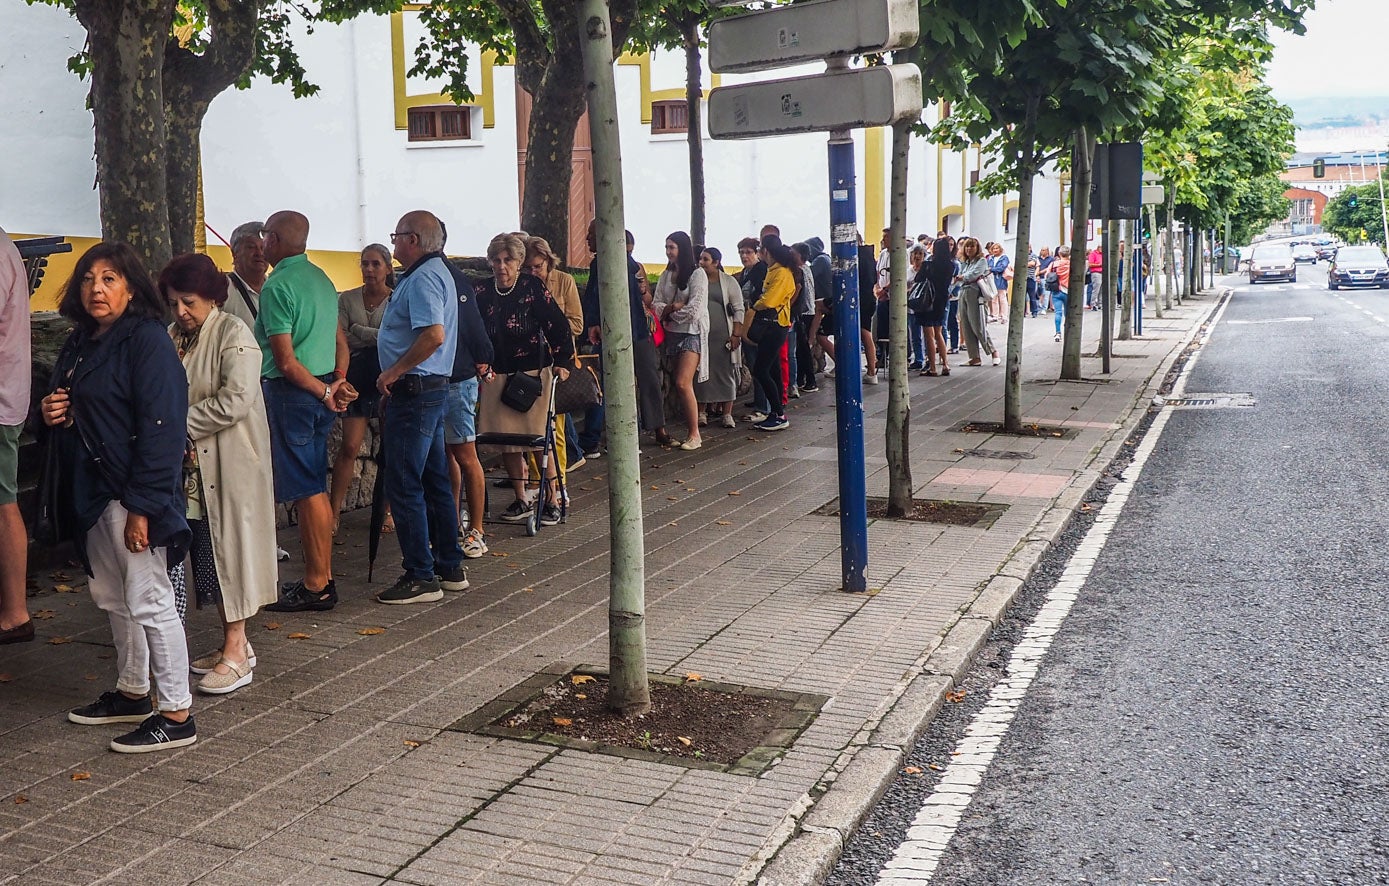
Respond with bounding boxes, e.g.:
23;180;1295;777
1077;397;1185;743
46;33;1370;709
946;300;960;350
907;313;926;365
1052;292;1068;335
1026;279;1042;317
384;385;462;581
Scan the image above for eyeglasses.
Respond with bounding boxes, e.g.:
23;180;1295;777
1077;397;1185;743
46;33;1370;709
390;231;416;242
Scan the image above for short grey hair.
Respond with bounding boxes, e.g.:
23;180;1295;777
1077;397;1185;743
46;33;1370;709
230;221;264;251
909;244;928;259
405;211;445;253
487;232;527;264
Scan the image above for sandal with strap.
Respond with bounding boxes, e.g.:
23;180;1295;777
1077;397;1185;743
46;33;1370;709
197;657;253;695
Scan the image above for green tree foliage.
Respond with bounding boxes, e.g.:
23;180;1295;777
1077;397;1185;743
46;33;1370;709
1324;178;1388;245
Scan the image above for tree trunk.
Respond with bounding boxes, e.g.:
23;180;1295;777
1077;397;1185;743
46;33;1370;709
884;119;912;517
1166;189;1178;306
1118;218;1134;340
1061;128;1094;381
161;1;259;258
579;0;650;718
682;22;706;249
1148;204;1164;319
74;0;177;273
1003;109;1039;432
521;62;587;262
1105;219;1120;350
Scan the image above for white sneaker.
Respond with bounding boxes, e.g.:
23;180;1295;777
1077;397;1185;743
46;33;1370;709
461;528;488;559
1054;333;1061;342
276;547;290;562
991;353;1001;366
863;373;880;385
697;413;708;427
721;413;737;429
745;411;768;423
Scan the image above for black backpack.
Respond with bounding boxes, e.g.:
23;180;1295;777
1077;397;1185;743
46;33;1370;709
1044;270;1061;292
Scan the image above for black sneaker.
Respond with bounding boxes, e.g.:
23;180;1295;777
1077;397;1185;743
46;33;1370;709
375;574;443;605
539;505;562;527
68;690;153;725
436;565;470;592
498;499;531;523
265;579;337;613
801;383;820;393
583;447;603;459
109;713;197;753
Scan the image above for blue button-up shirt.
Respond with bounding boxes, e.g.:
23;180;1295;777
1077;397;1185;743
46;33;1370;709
378;254;457;377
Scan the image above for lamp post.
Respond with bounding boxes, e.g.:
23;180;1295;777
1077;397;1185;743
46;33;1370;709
1376;146;1389;247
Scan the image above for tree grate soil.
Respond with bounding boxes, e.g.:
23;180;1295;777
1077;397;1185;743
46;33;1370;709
817;496;1006;528
952;420;1078;439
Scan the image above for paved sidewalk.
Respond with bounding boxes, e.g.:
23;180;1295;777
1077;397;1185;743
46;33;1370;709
0;292;1218;886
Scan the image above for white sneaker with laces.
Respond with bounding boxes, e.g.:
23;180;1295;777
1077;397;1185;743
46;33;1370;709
461;528;488;558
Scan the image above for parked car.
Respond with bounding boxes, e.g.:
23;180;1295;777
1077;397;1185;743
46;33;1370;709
1292;243;1318;263
1247;243;1296;284
1327;245;1389;290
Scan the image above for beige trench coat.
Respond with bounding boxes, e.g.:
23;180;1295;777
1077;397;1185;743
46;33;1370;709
172;308;279;622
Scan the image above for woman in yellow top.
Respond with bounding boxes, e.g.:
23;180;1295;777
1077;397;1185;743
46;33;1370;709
743;234;796;432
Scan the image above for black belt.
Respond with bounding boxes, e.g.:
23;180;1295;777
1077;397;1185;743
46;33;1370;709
391;373;449;397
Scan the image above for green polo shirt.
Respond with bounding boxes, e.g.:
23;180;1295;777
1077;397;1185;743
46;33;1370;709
254;253;339;378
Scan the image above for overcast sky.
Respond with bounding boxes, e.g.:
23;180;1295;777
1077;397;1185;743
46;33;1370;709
1267;0;1385;98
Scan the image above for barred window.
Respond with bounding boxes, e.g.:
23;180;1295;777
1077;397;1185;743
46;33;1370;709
651;100;689;134
407;106;472;142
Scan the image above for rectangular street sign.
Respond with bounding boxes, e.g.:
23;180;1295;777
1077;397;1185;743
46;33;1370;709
708;64;922;139
1142;185;1166;205
709;0;920;74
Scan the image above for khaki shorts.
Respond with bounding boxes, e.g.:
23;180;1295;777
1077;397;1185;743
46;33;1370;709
0;424;20;506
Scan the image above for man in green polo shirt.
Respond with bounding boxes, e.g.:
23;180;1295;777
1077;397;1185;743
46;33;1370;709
254;210;354;613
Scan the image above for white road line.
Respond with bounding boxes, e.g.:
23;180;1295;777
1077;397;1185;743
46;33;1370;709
872;293;1235;886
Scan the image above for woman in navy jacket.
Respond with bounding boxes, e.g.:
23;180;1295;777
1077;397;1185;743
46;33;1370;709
39;242;196;754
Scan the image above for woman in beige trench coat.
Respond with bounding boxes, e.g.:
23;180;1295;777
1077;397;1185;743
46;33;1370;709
159;254;278;695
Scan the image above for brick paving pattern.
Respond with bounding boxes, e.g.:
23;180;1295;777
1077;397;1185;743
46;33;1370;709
0;300;1209;885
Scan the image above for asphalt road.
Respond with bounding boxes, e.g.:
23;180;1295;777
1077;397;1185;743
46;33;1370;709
830;260;1389;885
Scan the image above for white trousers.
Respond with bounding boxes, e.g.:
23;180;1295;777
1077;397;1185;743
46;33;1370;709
86;501;191;712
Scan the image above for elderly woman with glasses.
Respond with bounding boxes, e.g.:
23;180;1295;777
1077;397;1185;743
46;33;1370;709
477;233;575;528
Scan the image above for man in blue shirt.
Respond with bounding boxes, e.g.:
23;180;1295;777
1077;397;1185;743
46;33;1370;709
375;211;467;604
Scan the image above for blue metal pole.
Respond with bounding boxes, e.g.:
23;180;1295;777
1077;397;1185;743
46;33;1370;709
829;133;867;593
1134;243;1143;336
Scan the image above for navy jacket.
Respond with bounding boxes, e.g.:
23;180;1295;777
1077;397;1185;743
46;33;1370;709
49;313;189;572
805;237;834;304
432;254;495;382
582;253;649;342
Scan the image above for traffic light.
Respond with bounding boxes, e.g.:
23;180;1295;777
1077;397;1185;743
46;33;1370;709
1349;193;1359;208
1313;157;1326;178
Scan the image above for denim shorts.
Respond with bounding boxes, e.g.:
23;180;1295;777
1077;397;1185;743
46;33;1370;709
344;387;381;419
666;332;702;355
262;377;336;503
445;377;479;445
0;424;19;505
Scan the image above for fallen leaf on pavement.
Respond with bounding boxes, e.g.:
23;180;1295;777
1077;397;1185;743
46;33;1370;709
287;632;311;640
263;622;281;630
650;485;660;490
521;587;534;593
715;521;731;526
674;479;686;484
70;772;90;781
676;736;692;747
571;675;596;685
403;740;421;748
356;627;386;636
49;571;70;582
13;795;26;804
928;762;944;771
490;551;510;558
53;584;77;594
506;564;520;569
552;717;573;727
945;689;967;703
685;672;702;682
904;766;923;775
576;693;587;700
0;674;11;683
727;491;741;496
83;674;98;681
953;448;965;453
48;637;71;645
738;461;747;465
667;496;679;501
667;521;678;526
33;610;56;620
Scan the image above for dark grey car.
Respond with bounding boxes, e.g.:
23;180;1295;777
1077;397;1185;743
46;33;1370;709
1327;245;1389;290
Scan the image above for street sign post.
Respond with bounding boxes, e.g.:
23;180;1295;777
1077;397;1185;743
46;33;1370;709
708;0;920;593
708;0;920;74
708;65;922;139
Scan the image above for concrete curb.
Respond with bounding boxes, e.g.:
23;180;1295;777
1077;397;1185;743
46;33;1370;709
754;290;1227;885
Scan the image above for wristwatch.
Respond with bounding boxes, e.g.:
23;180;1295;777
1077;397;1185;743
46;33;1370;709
322;384;333;403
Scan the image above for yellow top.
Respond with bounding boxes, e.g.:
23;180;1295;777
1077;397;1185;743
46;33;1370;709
753;263;795;327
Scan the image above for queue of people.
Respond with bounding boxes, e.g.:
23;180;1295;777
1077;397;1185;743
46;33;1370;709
2;215;1050;755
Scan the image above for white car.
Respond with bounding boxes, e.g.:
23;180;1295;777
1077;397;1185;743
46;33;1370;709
1292;244;1318;263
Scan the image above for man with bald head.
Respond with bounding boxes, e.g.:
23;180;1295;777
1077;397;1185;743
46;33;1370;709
256;210;354;613
371;210;469;604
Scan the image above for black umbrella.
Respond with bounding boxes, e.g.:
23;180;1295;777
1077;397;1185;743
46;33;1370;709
367;400;388;582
